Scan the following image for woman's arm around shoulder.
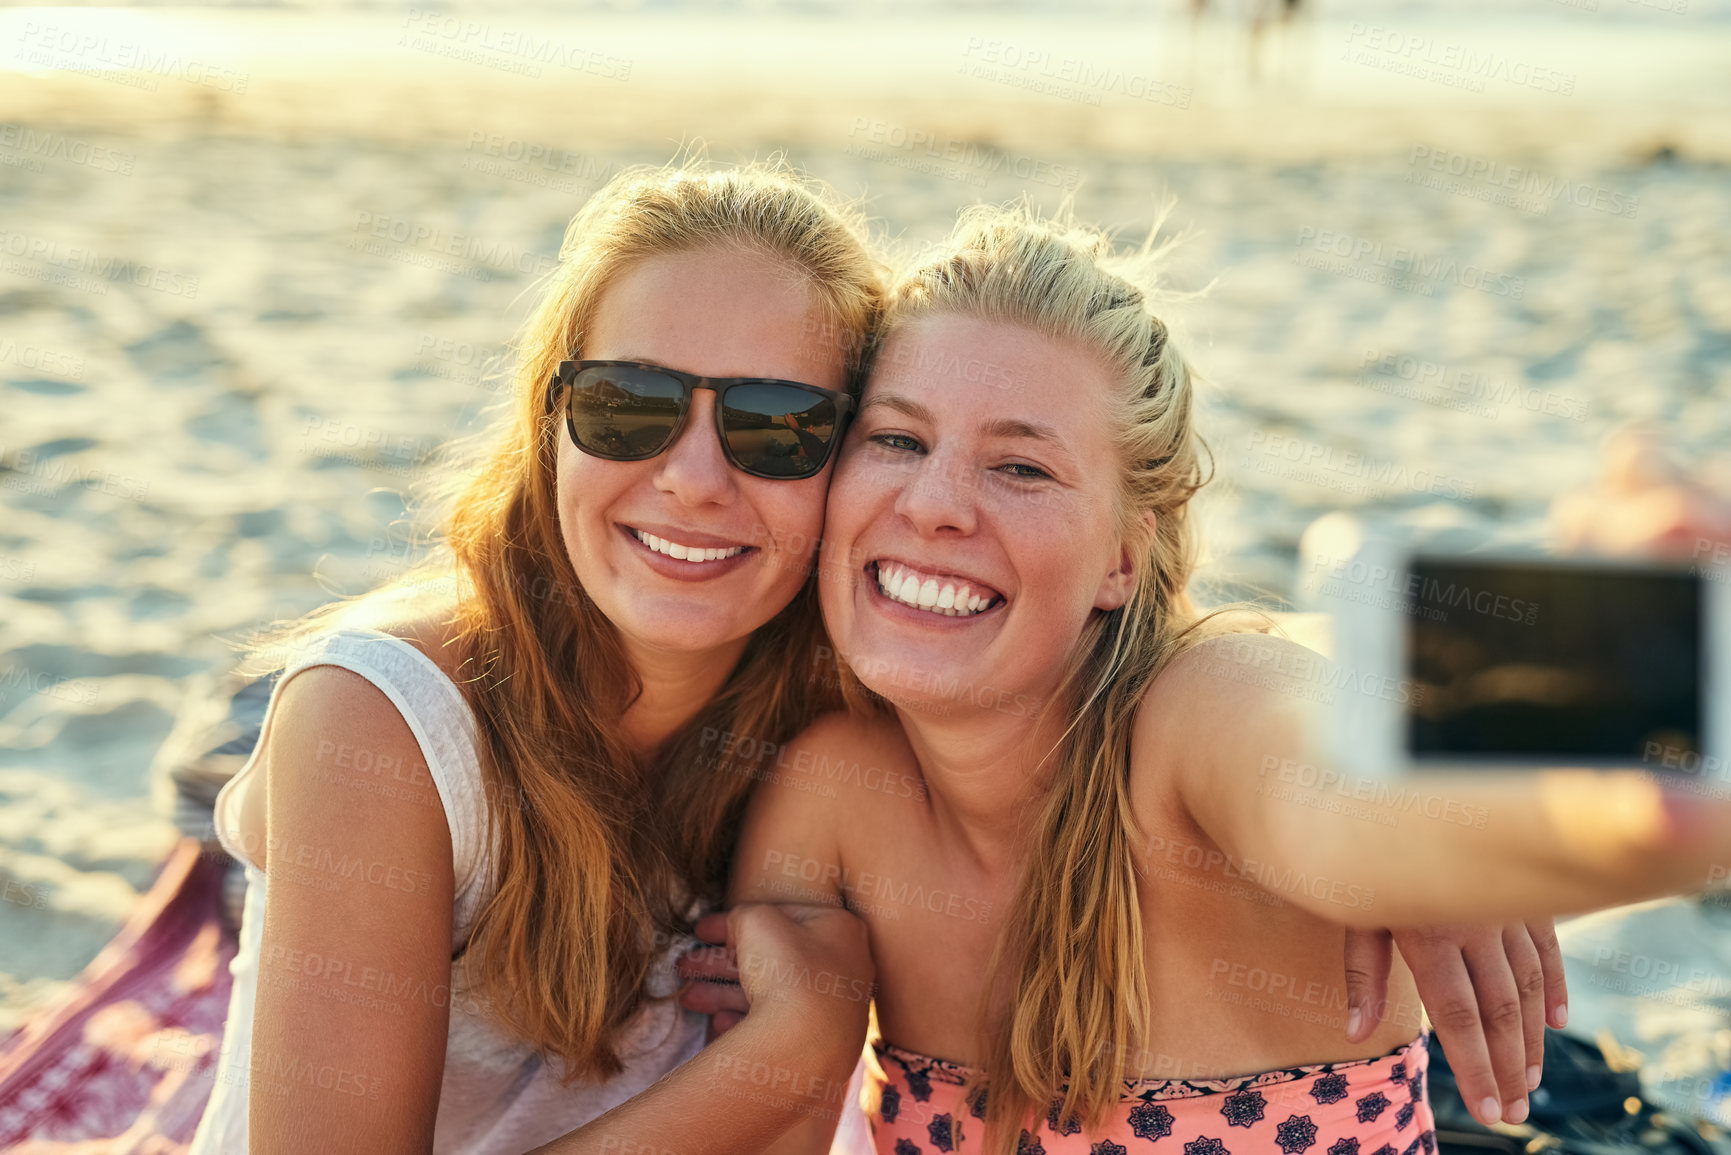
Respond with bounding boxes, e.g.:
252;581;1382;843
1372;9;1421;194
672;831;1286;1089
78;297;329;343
535;900;875;1155
730;708;916;911
538;709;889;1153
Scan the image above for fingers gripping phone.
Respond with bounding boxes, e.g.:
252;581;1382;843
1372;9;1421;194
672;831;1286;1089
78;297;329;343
1298;514;1731;779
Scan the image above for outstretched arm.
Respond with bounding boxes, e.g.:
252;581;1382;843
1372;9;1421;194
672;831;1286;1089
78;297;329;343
1146;632;1726;928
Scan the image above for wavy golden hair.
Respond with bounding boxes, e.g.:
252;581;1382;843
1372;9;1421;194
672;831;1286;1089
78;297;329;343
849;202;1259;1149
247;159;883;1078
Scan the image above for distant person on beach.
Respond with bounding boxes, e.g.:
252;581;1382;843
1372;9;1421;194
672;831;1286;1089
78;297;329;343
189;162;1594;1155
1186;0;1312;85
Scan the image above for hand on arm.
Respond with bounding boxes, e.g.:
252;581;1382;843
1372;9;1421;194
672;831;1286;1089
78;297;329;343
678;712;860;1042
1341;920;1567;1127
535;901;873;1155
678;916;750;1038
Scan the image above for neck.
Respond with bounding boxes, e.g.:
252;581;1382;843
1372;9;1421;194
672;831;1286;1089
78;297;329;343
618;634;751;758
892;694;1069;876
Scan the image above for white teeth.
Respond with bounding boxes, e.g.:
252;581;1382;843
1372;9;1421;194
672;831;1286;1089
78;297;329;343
874;563;999;618
633;529;745;563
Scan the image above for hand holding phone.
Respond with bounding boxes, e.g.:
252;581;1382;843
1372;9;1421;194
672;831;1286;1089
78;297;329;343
1299;514;1731;779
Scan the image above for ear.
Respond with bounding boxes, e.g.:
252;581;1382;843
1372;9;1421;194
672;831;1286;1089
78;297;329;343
1094;510;1158;612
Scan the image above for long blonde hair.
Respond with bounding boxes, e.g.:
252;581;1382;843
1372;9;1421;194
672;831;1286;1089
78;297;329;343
853;202;1256;1148
246;160;883;1078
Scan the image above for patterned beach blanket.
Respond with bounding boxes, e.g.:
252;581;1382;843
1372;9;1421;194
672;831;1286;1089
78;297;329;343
0;838;236;1152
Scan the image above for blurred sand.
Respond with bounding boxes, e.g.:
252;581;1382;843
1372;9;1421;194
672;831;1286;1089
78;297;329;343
1;6;1729;1030
3;10;1731;162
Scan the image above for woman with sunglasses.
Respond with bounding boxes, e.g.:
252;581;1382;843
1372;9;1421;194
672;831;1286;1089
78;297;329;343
707;203;1731;1153
190;162;882;1155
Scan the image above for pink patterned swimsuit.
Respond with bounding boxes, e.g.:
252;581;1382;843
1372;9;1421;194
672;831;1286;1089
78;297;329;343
866;1033;1437;1155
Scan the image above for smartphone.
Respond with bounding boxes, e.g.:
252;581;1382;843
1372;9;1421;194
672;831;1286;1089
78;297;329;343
1297;515;1731;778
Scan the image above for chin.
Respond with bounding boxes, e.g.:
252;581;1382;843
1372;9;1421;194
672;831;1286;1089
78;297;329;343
850;635;972;691
621;607;748;653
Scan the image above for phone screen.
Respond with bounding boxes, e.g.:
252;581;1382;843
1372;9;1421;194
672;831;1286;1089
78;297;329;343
1405;558;1702;764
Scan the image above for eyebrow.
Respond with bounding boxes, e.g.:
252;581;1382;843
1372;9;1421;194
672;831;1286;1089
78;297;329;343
861;392;934;422
864;392;1067;447
982;417;1064;444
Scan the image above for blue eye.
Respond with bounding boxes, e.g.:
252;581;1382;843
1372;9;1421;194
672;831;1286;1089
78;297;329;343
871;433;923;453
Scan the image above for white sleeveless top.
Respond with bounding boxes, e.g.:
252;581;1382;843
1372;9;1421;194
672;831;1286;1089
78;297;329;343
187;627;709;1154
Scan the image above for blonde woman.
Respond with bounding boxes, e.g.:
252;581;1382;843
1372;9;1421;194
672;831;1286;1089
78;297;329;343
714;204;1731;1153
188;163;882;1154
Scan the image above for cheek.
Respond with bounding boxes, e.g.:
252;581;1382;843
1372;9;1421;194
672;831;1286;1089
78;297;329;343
827;450;898;522
822;462;857;534
753;478;830;573
552;445;579;543
820;463;885;573
1008;506;1120;606
555;449;591;539
555;444;628;557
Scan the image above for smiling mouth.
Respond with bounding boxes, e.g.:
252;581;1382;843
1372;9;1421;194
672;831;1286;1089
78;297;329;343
629;527;752;563
870;560;1004;618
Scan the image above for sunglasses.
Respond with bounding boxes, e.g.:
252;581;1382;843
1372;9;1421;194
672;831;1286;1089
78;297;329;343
547;360;854;481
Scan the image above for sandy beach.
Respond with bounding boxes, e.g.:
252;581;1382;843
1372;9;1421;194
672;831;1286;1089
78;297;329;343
1;2;1729;1034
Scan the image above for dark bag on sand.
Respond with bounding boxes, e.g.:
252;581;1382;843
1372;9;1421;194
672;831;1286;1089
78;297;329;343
155;670;277;929
1426;1032;1731;1155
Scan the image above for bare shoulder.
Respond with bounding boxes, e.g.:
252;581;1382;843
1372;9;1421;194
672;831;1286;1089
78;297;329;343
1129;631;1326;807
245;584;467;873
340;578;474;686
258;663;455;873
772;708;925;810
264;578;468;769
791;707;915;760
1137;632;1327;731
731;708;922;905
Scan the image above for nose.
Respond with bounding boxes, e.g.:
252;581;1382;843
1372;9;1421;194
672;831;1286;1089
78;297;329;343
653;390;736;507
892;450;977;537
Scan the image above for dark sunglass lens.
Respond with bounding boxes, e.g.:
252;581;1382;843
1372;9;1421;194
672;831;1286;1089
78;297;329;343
567;367;685;458
720;384;839;478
